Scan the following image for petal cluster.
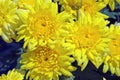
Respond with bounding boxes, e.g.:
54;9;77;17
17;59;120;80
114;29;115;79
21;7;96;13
0;69;24;80
0;0;18;43
20;42;76;80
98;0;120;11
16;0;73;50
61;11;110;70
103;25;120;76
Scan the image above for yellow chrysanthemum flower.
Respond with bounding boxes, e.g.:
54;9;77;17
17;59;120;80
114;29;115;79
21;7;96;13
55;0;82;17
20;42;76;80
98;0;120;11
0;0;18;43
81;0;106;15
79;0;109;20
103;24;120;76
63;12;110;70
0;69;24;80
16;0;73;50
55;0;106;17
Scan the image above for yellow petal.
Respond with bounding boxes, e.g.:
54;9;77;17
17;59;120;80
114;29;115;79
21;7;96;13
109;0;115;11
103;63;109;73
60;68;73;76
110;63;115;74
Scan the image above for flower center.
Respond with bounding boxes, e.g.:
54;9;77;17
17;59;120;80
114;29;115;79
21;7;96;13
29;10;56;39
33;46;59;71
73;26;100;49
82;0;97;14
0;9;6;26
66;0;82;10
